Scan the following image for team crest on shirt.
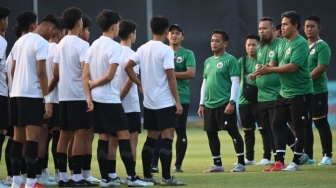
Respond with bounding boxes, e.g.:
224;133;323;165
310;49;316;55
269;51;274;58
286;48;291;55
175;56;183;64
217;62;223;68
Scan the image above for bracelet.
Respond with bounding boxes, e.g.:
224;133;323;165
44;95;51;103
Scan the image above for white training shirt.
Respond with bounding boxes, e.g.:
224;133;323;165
85;36;122;103
130;40;175;109
0;35;8;97
54;35;89;101
118;46;140;113
46;42;59;103
6;41;18;96
11;33;48;98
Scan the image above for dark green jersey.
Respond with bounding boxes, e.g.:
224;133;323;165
308;40;331;94
238;56;258;104
203;52;239;108
256;38;281;102
271;35;313;98
174;47;196;103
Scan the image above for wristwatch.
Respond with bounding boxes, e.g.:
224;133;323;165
229;100;235;105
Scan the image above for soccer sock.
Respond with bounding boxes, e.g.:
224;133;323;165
159;138;173;180
151;134;161;167
72;155;83;179
119;139;135;177
5;139;13;177
276;150;286;164
52;131;60;170
68;156;73;173
142;136;156;178
227;128;245;164
304;122;314;159
0;134;5;161
56;152;67;174
43;133;52;169
82;154;92;171
25;141;39;179
206;131;221;161
315;118;333;158
97;140;109;181
36;157;44;175
21;157;27;175
107;160;116;174
10;141;23;176
175;124;187;166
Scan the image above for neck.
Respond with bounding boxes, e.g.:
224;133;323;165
249;54;256;59
286;30;299;42
307;36;320;44
214;50;225;57
170;43;181;52
120;39;132;47
102;31;115;39
49;38;58;43
152;34;166;42
68;28;80;36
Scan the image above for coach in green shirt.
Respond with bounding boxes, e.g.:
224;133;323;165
255;11;313;172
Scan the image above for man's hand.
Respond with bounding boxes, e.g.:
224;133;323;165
86;99;94;112
175;102;183;115
198;105;204;117
44;103;52;119
224;103;235;114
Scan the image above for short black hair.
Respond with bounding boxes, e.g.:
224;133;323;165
62;7;82;30
16;11;37;32
41;14;62;29
260;17;276;28
305;14;321;26
150;16;169;35
0;6;10;19
212;30;229;42
118;20;137;40
82;14;92;29
96;9;122;32
246;33;260;41
281;11;301;30
57;17;65;30
276;24;281;30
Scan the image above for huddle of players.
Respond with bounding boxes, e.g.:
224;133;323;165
0;5;196;188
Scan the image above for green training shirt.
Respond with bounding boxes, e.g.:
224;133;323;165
308;40;331;94
271;35;313;98
174;47;196;104
238;56;258;105
203;52;239;108
256;38;281;102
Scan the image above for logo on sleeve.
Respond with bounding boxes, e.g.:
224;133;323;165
286;48;291;55
269;51;274;58
310;49;315;55
217;62;223;68
175;56;183;63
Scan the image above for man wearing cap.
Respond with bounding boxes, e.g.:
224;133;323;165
0;7;10;184
151;24;196;173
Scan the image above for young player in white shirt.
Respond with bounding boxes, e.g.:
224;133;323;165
82;10;152;187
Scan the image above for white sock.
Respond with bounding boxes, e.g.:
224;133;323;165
26;178;37;186
82;170;90;178
12;175;22;185
108;173;117;179
72;174;83;182
59;172;69;182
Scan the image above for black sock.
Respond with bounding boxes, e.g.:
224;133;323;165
37;157;44;175
57;152;67;173
68;156;73;172
52;131;60;169
107;160;116;174
119;139;135;177
277;152;286;164
10;140;23;176
97;140;109;181
82;154;92;171
227;128;245;164
5;139;13;177
72;155;83;175
25;141;39;178
175;129;187;166
43;133;52;169
21;157;27;174
0;134;5;161
206;131;221;164
160;138;173;180
142;137;156;178
151;134;161;167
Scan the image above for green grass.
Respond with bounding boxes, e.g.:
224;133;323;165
1;122;336;187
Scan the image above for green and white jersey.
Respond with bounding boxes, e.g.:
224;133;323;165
272;35;313;98
308;40;331;94
256;38;281;102
203;52;239;108
238;56;258;104
174;47;196;104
